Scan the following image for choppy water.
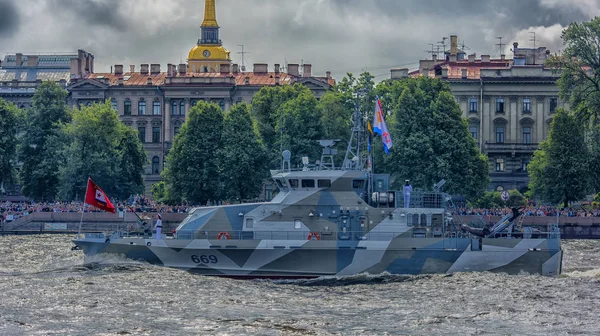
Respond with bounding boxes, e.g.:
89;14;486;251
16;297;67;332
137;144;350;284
0;236;599;336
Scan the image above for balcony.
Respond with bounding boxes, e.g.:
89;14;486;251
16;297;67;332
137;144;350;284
484;142;539;153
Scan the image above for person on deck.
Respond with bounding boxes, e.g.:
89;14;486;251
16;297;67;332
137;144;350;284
154;213;163;239
403;180;413;209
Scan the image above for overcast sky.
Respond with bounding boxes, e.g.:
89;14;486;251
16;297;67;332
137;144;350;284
0;0;598;81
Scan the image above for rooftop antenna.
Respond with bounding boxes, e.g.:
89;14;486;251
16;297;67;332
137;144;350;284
529;32;536;49
438;37;448;55
495;37;505;56
460;41;470;52
425;43;436;58
237;45;249;72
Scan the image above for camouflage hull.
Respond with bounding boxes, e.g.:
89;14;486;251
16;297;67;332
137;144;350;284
74;236;563;278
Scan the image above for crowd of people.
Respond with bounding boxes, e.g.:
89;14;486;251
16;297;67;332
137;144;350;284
452;205;600;218
1;197;191;223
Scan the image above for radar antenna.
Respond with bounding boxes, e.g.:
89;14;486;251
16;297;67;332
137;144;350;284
342;74;370;170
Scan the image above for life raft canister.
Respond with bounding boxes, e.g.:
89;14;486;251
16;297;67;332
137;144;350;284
217;231;231;240
307;232;321;240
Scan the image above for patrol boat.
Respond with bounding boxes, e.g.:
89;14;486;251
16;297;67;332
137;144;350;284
73;105;563;278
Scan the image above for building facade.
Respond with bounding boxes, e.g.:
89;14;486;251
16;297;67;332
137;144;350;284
391;36;565;192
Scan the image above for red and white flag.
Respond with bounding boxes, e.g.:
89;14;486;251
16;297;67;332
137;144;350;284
84;178;116;213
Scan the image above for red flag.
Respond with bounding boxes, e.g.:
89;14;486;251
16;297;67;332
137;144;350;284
85;178;116;213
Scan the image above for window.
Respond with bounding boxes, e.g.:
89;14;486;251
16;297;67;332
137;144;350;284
124;100;131;116
550;98;558;113
523;98;531;113
352;180;365;189
289;179;299;188
180;101;185;115
469;126;478;139
219;100;225;110
317;179;331;188
275;179;284;189
138;127;146;143
522;159;530;171
191;100;198;106
174;127;180;136
495;126;505;143
294;219;302;229
495;159;505;172
138;100;146;115
469;98;478;112
111;99;117;112
152;156;160;174
523;127;531;144
153;101;161;115
301;179;315;188
246;218;254;228
496;98;504;113
172;101;178;115
152;127;160;143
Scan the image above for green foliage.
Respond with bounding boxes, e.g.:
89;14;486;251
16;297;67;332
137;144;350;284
528;109;590;207
507;189;527;207
276;90;324;167
472;189;527;208
318;91;352;165
589;124;600;193
151;181;168;203
0;99;22;191
547;17;600;124
164;101;223;205
220;103;267;202
19;81;71;201
59;101;146;201
383;77;489;199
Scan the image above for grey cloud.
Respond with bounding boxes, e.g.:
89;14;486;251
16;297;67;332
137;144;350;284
0;0;20;37
47;0;128;32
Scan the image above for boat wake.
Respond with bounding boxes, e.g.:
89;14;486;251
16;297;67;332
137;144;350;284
272;272;443;287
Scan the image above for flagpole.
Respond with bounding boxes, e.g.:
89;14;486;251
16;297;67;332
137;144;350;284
78;178;89;239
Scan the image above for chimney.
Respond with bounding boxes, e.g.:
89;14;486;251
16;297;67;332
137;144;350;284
220;63;230;74
288;63;299;76
468;54;476;63
140;64;149;75
501;54;506;60
130;65;135;73
178;63;187;75
166;63;173;77
449;54;457;62
390;68;409;80
147;77;153;86
274;64;280;74
244;76;250;85
326;71;331;79
461;68;467;79
432;54;437;62
114;64;124;75
450;35;458;55
481;55;490;63
15;53;23;66
27;55;38;67
441;68;448;78
303;64;312;77
275;74;280;85
150;64;160;74
253;63;268;73
70;58;80;78
232;64;239;73
118;77;124;86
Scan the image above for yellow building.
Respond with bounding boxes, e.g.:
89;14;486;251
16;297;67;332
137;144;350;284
188;0;231;73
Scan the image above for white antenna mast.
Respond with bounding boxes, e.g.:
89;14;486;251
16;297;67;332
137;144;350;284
237;45;249;72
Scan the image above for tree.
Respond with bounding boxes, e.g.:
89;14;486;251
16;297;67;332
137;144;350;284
547;17;600;124
60;101;146;201
0;99;21;192
383;77;489;199
528;109;589;207
589;124;600;193
220;103;267;202
318;91;352;165
19;81;71;201
276;90;325;167
163;101;223;205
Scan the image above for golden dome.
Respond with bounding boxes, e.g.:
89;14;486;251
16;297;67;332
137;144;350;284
188;45;231;61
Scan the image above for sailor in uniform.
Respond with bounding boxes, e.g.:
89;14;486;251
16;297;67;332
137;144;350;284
154;213;163;239
403;180;412;208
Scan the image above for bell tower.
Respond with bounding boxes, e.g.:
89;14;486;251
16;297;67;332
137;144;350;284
187;0;231;73
200;0;220;45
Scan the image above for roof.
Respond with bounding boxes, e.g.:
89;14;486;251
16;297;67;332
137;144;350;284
411;60;512;80
86;71;334;87
0;69;71;82
2;54;77;68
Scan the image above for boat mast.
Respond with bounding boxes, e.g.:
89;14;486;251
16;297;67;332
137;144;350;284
342;76;370;171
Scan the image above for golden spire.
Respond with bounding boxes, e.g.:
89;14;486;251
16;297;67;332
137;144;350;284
201;0;218;27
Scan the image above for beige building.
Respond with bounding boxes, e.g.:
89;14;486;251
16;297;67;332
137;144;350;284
391;36;565;192
66;0;334;195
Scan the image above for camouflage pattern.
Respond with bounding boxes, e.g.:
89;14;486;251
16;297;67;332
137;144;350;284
74;170;563;278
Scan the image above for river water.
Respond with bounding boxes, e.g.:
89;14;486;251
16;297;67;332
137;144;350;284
0;235;599;336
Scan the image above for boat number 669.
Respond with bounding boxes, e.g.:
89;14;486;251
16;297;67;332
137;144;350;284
191;255;218;264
